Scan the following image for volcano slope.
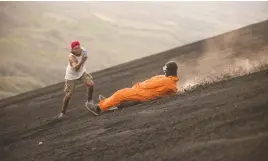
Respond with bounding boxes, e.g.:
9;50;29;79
1;21;268;161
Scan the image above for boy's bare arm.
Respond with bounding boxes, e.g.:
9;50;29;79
69;55;87;71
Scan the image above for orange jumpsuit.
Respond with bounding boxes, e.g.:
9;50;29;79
99;75;179;111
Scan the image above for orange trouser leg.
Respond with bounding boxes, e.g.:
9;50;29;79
99;88;144;111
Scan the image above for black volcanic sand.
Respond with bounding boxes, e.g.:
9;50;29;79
1;20;268;161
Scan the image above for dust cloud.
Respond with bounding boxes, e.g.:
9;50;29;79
172;30;268;91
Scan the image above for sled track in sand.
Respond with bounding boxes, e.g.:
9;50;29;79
1;21;268;161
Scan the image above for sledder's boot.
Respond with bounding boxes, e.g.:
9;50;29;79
98;95;118;111
85;100;94;107
99;95;106;101
86;102;101;116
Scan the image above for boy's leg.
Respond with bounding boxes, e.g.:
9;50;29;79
82;72;94;102
81;72;96;112
60;80;76;117
87;85;94;101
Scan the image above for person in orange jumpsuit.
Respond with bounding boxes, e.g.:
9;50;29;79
87;61;179;115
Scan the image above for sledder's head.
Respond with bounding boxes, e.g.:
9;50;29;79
163;61;178;77
70;40;82;56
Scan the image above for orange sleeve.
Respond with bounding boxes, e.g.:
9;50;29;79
143;77;178;95
141;76;170;90
163;77;178;95
133;75;178;97
166;83;178;95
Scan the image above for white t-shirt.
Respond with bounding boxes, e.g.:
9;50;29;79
64;51;86;80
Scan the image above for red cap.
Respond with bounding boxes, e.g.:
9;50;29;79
70;40;80;49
